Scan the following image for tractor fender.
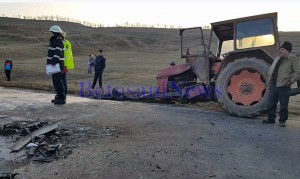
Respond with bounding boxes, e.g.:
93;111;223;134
214;49;274;80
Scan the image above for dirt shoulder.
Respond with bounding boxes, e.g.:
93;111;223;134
1;87;300;179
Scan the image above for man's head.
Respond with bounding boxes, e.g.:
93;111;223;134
279;41;292;57
98;49;103;55
49;25;63;36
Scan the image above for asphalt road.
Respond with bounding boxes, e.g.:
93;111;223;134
1;87;300;179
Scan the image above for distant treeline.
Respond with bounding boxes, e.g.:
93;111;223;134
1;14;211;29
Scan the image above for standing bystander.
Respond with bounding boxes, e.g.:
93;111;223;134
91;49;106;90
57;30;74;103
88;55;94;74
4;57;12;81
263;41;300;127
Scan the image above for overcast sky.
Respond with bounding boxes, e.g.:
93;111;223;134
0;0;299;31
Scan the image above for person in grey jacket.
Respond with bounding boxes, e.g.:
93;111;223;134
263;41;300;127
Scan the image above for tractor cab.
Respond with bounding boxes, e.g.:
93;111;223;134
210;13;279;58
179;13;279;81
208;12;279;79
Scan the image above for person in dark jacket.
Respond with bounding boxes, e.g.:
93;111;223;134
263;41;300;127
4;57;12;81
47;25;65;105
92;49;106;90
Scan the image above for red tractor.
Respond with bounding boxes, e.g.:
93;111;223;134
156;12;299;117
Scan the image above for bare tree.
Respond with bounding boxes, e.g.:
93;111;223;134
124;22;129;27
1;13;180;29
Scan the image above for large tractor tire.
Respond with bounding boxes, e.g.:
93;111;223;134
216;57;270;117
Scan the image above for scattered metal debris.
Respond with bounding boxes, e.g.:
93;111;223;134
32;156;53;163
10;120;62;152
1;120;120;166
0;121;49;136
0;173;18;179
1;119;70;164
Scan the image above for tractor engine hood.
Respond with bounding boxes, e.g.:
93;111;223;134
157;63;191;78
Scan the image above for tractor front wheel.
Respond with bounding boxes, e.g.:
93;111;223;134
216;57;270;117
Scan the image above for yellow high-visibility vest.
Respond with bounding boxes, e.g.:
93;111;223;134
64;40;74;70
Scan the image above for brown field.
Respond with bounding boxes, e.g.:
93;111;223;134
1;17;300;95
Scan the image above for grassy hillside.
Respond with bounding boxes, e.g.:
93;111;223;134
0;17;186;58
0;17;299;95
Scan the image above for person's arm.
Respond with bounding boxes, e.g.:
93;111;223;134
103;57;106;68
52;38;64;65
290;55;300;84
11;61;12;69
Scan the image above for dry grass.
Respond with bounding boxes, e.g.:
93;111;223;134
0;52;177;95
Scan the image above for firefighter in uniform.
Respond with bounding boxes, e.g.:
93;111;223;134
47;25;65;104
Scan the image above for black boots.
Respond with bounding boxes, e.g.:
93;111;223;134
262;119;286;127
53;99;65;105
51;95;66;105
279;121;286;127
51;95;59;103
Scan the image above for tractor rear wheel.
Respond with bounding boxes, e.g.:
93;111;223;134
216;57;270;117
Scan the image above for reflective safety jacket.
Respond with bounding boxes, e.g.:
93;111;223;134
47;35;64;70
63;40;74;70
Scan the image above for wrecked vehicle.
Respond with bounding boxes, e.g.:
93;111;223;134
156;12;300;117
